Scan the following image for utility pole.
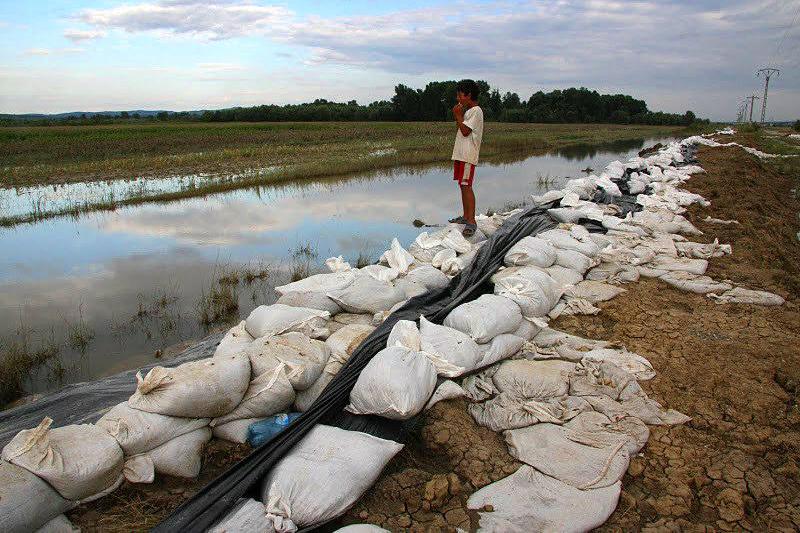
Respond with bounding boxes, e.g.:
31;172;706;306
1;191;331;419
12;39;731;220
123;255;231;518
757;68;780;124
746;94;760;122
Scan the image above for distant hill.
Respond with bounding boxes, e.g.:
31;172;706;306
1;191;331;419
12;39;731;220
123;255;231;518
0;110;202;121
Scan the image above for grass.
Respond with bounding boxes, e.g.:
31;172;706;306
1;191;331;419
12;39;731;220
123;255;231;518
0;122;691;227
0;324;62;407
196;265;240;329
354;251;374;268
65;303;95;353
290;241;319;282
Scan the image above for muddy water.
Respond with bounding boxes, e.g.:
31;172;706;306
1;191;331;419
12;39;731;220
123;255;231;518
0;136;674;400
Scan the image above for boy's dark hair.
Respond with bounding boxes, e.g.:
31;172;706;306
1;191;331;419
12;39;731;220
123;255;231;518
456;79;480;101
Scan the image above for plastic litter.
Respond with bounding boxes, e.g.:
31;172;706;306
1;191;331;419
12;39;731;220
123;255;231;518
128;354;250;418
248;413;302;448
2;417;123;501
346;346;436;420
260;425;403;532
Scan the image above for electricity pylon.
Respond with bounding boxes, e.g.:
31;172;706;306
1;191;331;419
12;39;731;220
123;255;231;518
757;68;780;124
745;94;760;122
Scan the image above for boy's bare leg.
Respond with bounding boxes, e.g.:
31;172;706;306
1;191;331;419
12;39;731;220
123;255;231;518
460;185;476;224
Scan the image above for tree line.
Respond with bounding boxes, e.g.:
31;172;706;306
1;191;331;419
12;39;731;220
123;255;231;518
2;81;706;126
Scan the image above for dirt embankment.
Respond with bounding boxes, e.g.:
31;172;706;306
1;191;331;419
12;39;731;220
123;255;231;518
68;137;800;532
335;141;800;531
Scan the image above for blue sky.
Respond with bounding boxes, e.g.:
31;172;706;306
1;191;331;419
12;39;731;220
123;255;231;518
1;0;798;120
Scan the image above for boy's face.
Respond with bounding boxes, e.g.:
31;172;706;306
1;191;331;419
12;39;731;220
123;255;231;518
456;91;473;106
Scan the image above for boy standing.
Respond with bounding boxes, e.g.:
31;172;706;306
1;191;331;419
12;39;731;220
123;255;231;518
450;79;484;237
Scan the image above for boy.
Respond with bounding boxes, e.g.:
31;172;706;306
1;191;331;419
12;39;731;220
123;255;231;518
450;79;484;237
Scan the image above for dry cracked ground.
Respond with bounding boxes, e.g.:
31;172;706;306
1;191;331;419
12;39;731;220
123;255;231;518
331;137;800;532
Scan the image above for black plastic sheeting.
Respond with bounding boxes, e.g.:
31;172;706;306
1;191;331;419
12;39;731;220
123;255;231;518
153;205;556;533
0;334;223;449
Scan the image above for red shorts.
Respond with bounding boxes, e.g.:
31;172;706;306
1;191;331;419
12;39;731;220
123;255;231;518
453;160;476;186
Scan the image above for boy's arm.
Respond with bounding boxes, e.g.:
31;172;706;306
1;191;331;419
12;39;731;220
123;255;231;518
453;104;473;136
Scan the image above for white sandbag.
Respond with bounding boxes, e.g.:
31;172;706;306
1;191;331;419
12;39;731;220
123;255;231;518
0;460;72;533
554;248;596;274
275;271;355;297
675;239;731;259
709;287;785;306
209;498;272;533
538;228;600;257
325;256;352;272
124;427;211;482
213;417;263;444
331;312;374;327
439;254;465;276
476;333;524;367
648;255;708;275
531;189;565;204
419;316;482;377
214;320;254;358
504;236;557;267
347;346;436;420
34;514;79;533
403;264;450;290
566;280;626;303
492;359;573;399
493;266;562;318
247;333;330;391
212;365;296;426
437;226;473;254
393;278;427;298
431;248;457;269
532;327;609;351
408;233;447;263
276;291;342;315
555;347;655;380
505;418;631;489
325;324;375;358
387;319;421;351
2;417;123;501
510;318;542;341
96;401;210;456
467;465;620;533
544;264;584;287
327;276;406;315
659;271;732;294
424;380;467;410
128;353;250;418
359;264;400;282
443;294;523;343
245;304;331;340
586;263;640;284
475;214;503;236
260;425;403;531
380;238;414;273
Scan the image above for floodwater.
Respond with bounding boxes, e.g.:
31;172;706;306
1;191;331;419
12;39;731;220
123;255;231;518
0;136;674;401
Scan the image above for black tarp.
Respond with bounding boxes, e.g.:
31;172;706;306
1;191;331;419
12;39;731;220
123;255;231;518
153;205;556;532
0;334;222;448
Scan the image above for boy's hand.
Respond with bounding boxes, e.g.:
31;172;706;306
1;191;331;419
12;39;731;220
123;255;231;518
452;103;463;119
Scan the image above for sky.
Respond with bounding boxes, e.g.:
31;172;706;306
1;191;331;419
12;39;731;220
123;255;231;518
0;0;798;121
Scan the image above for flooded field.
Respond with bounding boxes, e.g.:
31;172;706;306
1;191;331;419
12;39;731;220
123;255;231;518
0;136;674;403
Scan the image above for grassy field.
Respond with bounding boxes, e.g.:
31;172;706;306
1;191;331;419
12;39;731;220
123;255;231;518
1;121;691;187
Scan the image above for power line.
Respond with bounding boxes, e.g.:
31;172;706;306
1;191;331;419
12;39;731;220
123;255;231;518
769;1;800;68
757;68;780;123
745;94;760;122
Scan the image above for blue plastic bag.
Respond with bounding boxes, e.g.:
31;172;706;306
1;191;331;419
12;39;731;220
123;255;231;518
247;413;301;447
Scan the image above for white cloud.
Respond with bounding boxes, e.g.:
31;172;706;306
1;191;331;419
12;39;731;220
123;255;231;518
63;28;106;42
22;47;85;57
23;48;51;56
77;0;293;40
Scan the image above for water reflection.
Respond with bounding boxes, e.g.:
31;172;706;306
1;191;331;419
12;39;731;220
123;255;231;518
0;135;674;400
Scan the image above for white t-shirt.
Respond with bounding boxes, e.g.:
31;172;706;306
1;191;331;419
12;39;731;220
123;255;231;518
451;105;484;166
